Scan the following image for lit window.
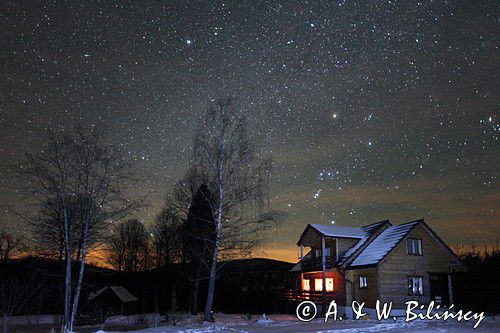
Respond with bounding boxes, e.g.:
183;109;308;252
326;278;334;291
303;279;310;291
407;239;422;255
315;278;322;291
408;277;423;295
314;278;334;291
360;276;368;288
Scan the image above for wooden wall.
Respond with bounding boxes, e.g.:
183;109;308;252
302;269;346;305
345;267;378;307
377;224;460;308
336;238;359;259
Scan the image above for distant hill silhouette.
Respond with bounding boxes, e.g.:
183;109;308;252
0;256;294;317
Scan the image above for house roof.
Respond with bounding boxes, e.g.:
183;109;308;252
296;224;366;247
337;220;391;266
292;218;461;272
309;224;366;239
88;285;138;303
291;220;390;271
290;251;312;272
349;220;421;267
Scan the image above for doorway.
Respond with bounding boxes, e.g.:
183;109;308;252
429;273;450;306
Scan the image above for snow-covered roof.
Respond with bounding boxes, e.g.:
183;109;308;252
111;286;138;303
309;224;365;238
291;221;390;271
88;285;138;303
336;221;390;266
349;220;421;267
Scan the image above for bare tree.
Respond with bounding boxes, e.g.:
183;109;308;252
0;228;27;262
15;125;139;332
28;194;107;263
107;219;150;271
0;265;46;333
191;98;277;321
149;207;182;315
151;207;181;268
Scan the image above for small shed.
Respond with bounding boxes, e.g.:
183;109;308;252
87;286;138;316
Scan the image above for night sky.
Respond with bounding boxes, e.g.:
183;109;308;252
1;1;498;262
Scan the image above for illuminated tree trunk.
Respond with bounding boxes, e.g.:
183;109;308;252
69;202;90;332
204;161;223;322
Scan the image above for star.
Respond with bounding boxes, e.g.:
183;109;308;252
0;0;497;265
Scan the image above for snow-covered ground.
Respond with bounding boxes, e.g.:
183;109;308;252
95;313;500;333
3;313;499;332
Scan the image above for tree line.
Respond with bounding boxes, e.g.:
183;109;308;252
4;98;279;332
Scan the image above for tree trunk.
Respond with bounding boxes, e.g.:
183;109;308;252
191;259;203;315
62;241;72;332
61;201;72;333
203;245;218;322
203;161;223;322
69;212;90;332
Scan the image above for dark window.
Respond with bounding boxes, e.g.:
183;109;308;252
408;276;423;295
407;239;423;255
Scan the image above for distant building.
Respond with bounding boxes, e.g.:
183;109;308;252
86;285;138;317
285;219;465;313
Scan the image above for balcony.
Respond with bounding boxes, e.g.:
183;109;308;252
300;255;336;272
282;290;336;302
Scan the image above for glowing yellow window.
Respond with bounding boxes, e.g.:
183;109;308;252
315;278;322;291
326;278;334;291
315;278;334;291
303;279;310;291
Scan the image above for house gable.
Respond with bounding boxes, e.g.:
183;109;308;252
378;221;462;268
349;220;421;268
377;222;462;307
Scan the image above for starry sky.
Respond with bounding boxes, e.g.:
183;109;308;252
1;1;498;263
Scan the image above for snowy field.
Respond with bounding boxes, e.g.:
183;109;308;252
96;313;500;333
4;314;500;332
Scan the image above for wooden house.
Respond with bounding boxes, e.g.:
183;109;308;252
86;285;138;317
286;219;465;311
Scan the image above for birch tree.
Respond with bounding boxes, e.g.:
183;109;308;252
16;125;138;332
192;98;277;321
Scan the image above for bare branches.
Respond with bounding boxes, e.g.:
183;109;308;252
0;229;27;262
190;98;278;320
150;207;182;268
15;124;140;332
193;99;276;257
106;219;150;272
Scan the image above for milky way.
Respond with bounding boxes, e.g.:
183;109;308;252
1;1;498;261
